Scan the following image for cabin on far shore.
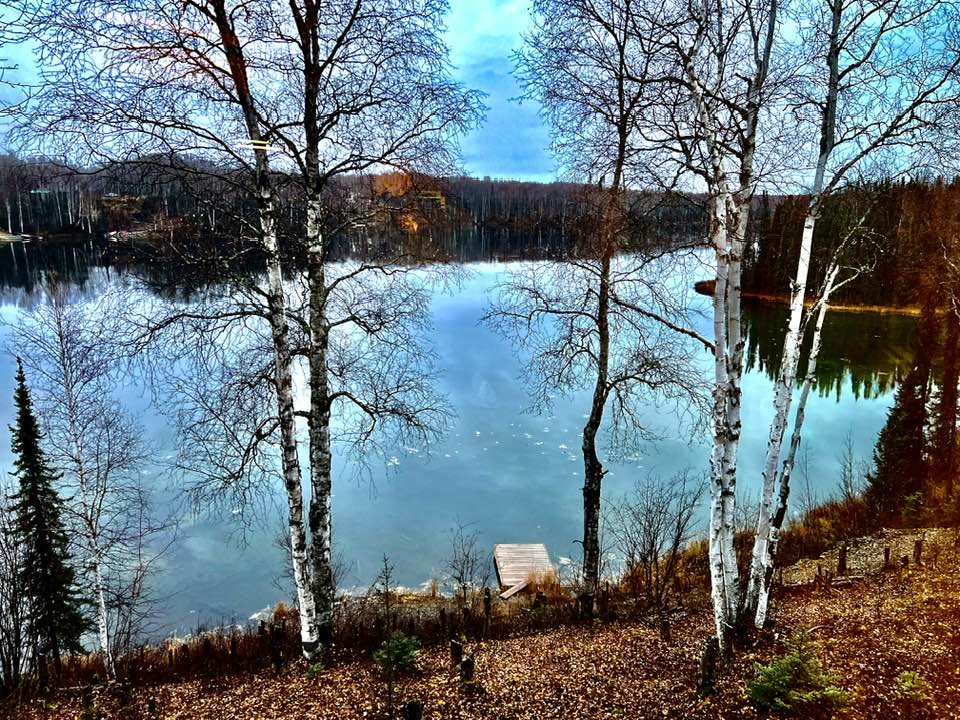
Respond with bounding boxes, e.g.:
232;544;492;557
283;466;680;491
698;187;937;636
493;543;556;600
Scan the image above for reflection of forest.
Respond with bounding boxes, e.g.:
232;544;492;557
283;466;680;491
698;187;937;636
2;240;918;403
743;302;917;400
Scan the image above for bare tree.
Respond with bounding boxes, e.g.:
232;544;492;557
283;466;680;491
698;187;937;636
444;520;491;607
607;470;703;612
503;0;709;615
11;279;173;678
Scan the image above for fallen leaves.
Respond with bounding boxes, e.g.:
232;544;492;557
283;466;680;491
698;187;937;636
9;531;960;720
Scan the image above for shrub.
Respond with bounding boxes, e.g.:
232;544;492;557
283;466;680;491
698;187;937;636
902;492;926;527
895;671;931;702
747;633;850;716
777;496;874;567
373;631;421;675
305;662;325;680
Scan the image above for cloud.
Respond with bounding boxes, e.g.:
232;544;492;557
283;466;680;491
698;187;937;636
445;0;554;181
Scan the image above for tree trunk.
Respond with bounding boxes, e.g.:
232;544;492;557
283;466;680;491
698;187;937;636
92;551;114;678
306;194;336;644
706;190;740;649
754;266;838;627
580;251;610;613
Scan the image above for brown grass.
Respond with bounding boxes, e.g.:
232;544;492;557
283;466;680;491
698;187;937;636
12;535;960;720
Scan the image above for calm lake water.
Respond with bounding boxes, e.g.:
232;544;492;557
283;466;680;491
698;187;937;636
0;240;916;636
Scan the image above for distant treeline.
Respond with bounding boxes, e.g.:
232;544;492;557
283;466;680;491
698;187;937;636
0;154;711;247
745;178;960;308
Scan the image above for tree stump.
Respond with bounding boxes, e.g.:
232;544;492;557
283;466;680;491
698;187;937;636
697;636;719;695
459;654;475;684
449;638;463;669
900;555;909;568
883;546;891;569
658;615;671;643
401;700;424;720
913;538;923;565
837;544;848;576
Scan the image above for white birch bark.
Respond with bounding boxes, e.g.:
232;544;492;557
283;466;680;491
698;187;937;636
744;0;839;620
744;214;815;615
305;193;336;642
682;37;742;646
754;264;838;626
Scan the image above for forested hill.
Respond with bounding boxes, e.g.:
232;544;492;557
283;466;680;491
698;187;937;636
0;156;705;245
3;151;957;310
744;178;960;308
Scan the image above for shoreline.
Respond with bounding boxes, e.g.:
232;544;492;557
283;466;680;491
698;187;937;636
693;279;922;317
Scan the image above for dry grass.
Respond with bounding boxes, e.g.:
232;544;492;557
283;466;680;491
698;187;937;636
11;533;960;720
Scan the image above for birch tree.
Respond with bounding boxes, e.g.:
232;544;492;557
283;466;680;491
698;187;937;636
637;0;784;649
11;279;172;679
18;0;478;651
744;0;960;627
253;0;480;641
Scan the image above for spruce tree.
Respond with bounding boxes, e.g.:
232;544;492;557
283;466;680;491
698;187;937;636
9;358;87;677
867;289;938;520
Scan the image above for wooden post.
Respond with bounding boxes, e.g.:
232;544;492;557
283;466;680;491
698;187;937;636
449;638;463;669
913;538;923;565
459;654;475;684
483;588;492;638
659;615;671;643
837;544;848;576
883;546;891;569
697;637;719;696
439;607;447;638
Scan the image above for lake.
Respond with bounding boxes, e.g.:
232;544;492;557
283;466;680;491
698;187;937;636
0;240;915;637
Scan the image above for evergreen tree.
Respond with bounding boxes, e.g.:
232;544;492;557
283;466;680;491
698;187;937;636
9;358;87;677
931;310;959;500
867;291;938;520
867;373;928;519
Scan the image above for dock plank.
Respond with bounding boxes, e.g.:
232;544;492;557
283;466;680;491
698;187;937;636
493;543;554;589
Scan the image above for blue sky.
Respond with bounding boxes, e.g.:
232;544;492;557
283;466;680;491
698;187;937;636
445;0;555;180
1;0;555;182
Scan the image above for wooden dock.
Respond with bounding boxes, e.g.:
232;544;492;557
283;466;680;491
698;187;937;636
493;543;554;599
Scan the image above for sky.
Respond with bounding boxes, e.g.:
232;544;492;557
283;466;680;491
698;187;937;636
444;0;555;181
0;0;556;182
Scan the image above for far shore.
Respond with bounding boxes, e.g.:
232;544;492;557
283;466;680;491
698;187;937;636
693;279;923;317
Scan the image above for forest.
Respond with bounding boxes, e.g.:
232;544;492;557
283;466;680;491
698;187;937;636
745;179;960;308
